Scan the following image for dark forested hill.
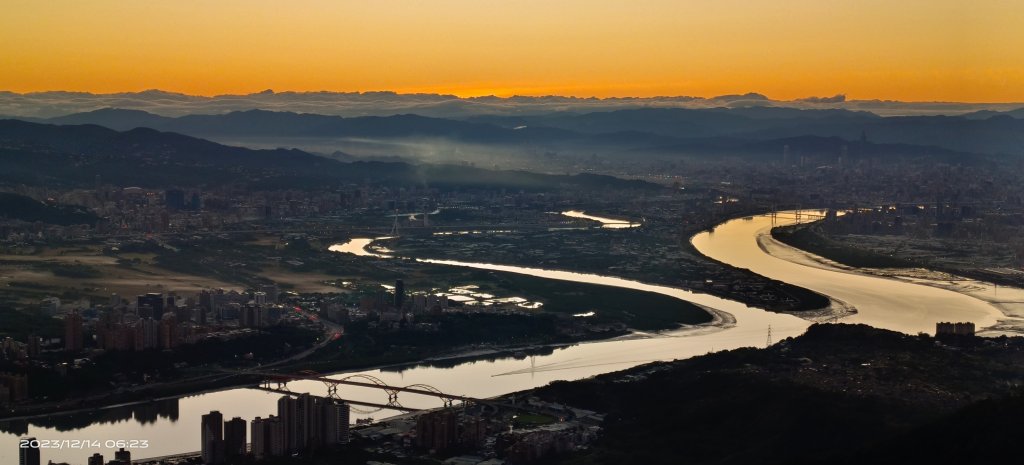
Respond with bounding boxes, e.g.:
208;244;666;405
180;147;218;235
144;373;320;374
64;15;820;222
0;192;98;226
0;119;656;191
537;324;1024;465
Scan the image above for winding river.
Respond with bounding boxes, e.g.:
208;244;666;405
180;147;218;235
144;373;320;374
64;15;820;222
0;211;1011;464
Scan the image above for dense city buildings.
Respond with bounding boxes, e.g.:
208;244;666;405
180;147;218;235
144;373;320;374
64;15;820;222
277;393;351;453
199;396;349;463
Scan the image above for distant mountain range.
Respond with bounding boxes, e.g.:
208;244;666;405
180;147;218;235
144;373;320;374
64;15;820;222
2;89;1023;119
24;106;1024;158
42;108;578;144
0;119;656;191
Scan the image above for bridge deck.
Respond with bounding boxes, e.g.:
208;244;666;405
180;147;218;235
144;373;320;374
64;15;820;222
253;385;421;412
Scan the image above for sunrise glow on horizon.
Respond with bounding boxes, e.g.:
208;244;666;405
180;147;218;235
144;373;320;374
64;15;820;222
2;0;1023;102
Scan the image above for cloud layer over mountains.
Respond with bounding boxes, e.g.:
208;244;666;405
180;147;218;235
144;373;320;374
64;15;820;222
2;90;1022;119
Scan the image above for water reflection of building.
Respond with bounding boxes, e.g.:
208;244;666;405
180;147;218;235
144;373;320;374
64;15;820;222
133;398;180;424
0;372;28;405
936;321;976;336
0;419;28;437
0;397;181;438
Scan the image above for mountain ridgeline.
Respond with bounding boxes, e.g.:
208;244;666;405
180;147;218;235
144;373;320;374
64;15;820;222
34;106;1024;160
0;119;656;191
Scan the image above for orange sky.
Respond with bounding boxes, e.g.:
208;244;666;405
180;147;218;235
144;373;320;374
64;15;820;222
2;0;1023;102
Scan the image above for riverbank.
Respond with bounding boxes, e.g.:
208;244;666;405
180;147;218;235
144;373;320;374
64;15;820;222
768;224;1024;335
0;319;644;423
533;323;1024;465
692;213;1005;335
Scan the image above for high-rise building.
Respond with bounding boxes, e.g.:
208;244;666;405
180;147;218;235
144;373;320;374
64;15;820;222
165;189;186;210
64;310;83;352
258;284;279;304
87;453;104;465
416;409;458;453
394;279;405;308
240;305;264;329
252;415;286;459
224;417;247;459
137;293;165;320
159;313;179;349
26;335;39;358
412;294;427;313
253;291;267;306
322;399;351;445
18;437;40;465
201;410;225;464
278;394;313;452
199;289;216;313
276;394;350;453
133;318;159;351
113;447;131;463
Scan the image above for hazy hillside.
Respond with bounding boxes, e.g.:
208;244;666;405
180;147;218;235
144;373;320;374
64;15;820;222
0;119;656;191
38;106;1024;158
0;192;98;226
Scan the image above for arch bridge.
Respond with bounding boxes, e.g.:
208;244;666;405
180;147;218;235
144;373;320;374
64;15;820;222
252;370;482;413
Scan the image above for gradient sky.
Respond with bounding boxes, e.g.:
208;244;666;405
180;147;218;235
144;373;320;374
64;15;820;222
2;0;1022;101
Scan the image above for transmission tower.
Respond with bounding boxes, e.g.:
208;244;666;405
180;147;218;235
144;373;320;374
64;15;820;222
766;324;773;347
